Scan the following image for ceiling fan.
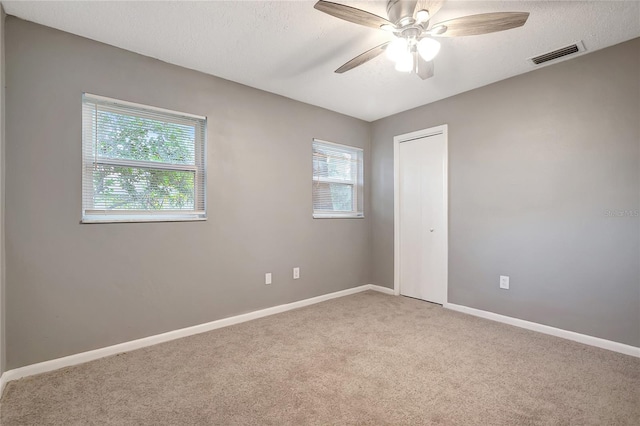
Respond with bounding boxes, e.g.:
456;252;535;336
314;0;530;79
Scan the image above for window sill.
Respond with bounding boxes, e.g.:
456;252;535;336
313;213;364;219
81;215;207;224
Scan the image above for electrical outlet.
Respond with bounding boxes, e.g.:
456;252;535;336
265;273;272;285
293;267;300;279
500;275;510;290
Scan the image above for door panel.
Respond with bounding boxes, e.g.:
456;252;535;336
399;133;447;304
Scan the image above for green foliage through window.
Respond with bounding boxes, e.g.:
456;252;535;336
93;165;195;210
82;94;206;221
96;111;195;164
312;140;363;217
92;110;197;211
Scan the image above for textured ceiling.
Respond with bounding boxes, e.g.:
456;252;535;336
3;1;640;121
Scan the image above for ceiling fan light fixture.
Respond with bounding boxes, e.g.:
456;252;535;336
417;38;441;61
415;9;430;23
386;37;408;61
313;1;530;80
395;51;414;72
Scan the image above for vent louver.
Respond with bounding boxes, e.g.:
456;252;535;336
529;41;586;66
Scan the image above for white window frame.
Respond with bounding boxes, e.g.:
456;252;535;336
312;139;364;219
81;94;207;223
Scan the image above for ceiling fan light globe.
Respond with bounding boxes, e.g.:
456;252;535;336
380;24;395;32
415;10;430;23
417;38;441;61
386;38;408;62
395;52;414;72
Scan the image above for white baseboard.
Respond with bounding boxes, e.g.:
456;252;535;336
7;286;633;397
0;284;392;394
444;302;640;358
368;284;395;295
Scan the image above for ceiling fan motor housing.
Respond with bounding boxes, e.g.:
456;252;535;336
386;0;417;25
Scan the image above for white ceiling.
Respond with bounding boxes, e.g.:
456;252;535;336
3;1;640;121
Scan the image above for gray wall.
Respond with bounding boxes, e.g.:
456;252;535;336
5;17;371;369
4;16;639;371
371;38;640;347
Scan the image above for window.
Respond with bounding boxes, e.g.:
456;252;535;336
82;94;206;223
312;139;363;218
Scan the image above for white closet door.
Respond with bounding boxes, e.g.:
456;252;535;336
398;132;447;304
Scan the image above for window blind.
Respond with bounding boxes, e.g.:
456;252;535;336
82;94;207;223
312;139;363;218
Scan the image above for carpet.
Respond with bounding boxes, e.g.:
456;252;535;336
1;291;639;425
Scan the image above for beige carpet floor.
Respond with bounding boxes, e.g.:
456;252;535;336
1;291;639;425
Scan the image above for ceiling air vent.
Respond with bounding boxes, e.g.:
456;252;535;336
528;41;586;66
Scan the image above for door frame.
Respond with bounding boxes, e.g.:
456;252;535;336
393;124;449;302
